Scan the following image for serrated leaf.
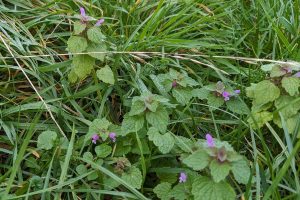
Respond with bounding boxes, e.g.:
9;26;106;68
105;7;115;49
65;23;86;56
95;144;112;158
231;158;250;184
87;26;106;43
226;98;248;114
67;36;87;53
153;182;172;200
192;176;236;200
275;95;300;118
270;65;286;77
181;76;199;87
121;114;144;135
37;131;57;150
86;43;107;61
147;128;174;154
207;93;224;108
72;55;95;79
174;136;193;153
96;66;114;84
247;111;273;128
282;77;299;96
169;184;189;200
261;63;277;72
121;167;143;189
146;106;169;133
172;88;193;105
192;88;210;100
129;100;146;116
251;80;280;105
209;160;231;182
287;115;300;136
183;150;210;171
74;21;86;34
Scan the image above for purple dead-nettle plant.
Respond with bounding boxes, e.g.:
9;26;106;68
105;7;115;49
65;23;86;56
206;133;215;148
294;72;300;78
91;134;100;144
222;91;230;101
79;7;105;26
234;89;241;94
179;172;187;183
109;132;116;142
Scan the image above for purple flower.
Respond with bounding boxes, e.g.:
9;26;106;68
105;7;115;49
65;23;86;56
109;132;116;142
179;172;187;183
222;91;230;101
206;133;214;147
283;66;292;73
80;7;86;17
294;72;300;78
91;134;99;144
95;19;105;26
172;80;177;88
234;90;241;94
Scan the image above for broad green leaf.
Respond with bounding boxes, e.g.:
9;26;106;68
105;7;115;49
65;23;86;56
169;184;189;200
215;81;225;93
121;167;143;189
86;43;107;61
275;95;300;118
226;98;248;114
87;26;106;43
231;158;250;184
83;152;93;161
153;182;172;200
95;144;112;158
174;136;193;153
145;100;159;112
270;65;286;77
76;164;87;175
245;83;257;98
282;77;299;96
251;80;280;105
209;160;231;182
74;21;86;35
192;88;210;100
37;131;57;150
96;66;115;84
147;128;174;154
146;106;169;133
68;69;78;83
129;100;146;116
192;176;236;200
157;173;178;184
172;88;193;105
67;36;87;53
72;55;95;79
183;150;210;171
261;63;278;72
181;76;199;87
121;114;144;135
247;111;273;128
86;118;111;142
87;171;98;181
207;93;224;108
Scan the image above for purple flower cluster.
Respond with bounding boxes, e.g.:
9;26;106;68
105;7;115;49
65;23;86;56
91;132;117;144
206;133;215;147
179;172;187;183
222;89;240;101
80;7;104;26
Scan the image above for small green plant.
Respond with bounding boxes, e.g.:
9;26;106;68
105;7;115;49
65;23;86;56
246;63;300;136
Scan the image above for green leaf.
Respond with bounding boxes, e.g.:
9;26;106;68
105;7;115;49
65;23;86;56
261;63;278;72
95;144;112;158
251;80;280;105
129;99;146;116
231;158;250;184
96;66;115;84
74;21;86;35
247;111;273;128
121;167;143;189
174;136;193;153
146;106;169;133
87;171;98;181
192;88;210;100
87;26;106;44
226;98;248;114
207;93;224;108
37;131;57;150
72;55;95;79
287;115;300;136
147;127;174;154
86;42;107;61
169;184;189;200
76;164;87;175
172;88;193;105
157;173;178;184
153;182;172;200
83;152;93;161
192;176;236;200
121;114;144;135
275;95;300;118
270;65;286;77
67;36;87;53
183;150;210;171
209;160;231;182
68;69;78;83
282;77;299;96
